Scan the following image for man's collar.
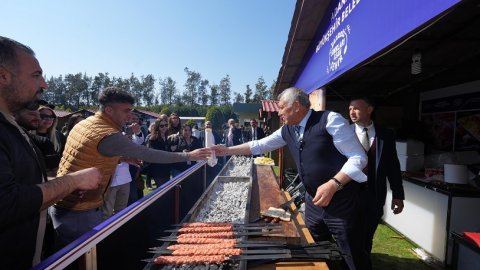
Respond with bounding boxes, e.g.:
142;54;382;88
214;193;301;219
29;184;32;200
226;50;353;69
354;121;374;131
297;110;312;128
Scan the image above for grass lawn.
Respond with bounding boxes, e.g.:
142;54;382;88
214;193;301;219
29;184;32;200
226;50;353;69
372;223;444;270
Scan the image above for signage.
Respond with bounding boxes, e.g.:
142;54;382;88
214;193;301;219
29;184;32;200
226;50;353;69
294;0;462;93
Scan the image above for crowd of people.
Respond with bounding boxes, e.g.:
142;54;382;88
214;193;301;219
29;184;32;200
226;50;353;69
1;35;404;270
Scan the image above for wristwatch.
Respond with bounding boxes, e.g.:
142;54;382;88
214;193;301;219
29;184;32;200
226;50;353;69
331;177;343;191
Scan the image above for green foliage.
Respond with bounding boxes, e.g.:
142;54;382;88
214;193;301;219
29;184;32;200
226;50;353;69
184;119;193;126
42;70;274;111
244;84;253;103
206;106;226;131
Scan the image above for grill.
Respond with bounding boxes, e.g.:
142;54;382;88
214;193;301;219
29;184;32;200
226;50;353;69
143;156;342;270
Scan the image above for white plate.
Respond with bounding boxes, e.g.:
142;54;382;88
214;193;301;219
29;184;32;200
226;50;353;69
254;158;275;166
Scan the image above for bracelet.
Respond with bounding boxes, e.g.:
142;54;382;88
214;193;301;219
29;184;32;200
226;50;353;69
331;177;343;191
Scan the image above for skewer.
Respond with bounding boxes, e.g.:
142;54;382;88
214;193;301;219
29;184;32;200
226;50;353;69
148;248;291;255
171;222;282;228
164;225;281;233
159;229;283;240
142;251;341;265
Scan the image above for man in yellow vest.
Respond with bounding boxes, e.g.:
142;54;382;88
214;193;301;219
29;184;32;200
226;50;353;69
51;86;211;248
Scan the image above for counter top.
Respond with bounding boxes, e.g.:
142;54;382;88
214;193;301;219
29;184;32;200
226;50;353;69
403;174;480;197
249;165;330;270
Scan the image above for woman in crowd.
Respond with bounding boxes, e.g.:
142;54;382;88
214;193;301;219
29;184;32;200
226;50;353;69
168;124;202;177
32;106;65;172
35;106;64;154
168;124;203;215
167;112;181;136
145;119;172;189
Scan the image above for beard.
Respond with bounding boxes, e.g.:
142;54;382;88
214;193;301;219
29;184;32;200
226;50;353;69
2;83;43;113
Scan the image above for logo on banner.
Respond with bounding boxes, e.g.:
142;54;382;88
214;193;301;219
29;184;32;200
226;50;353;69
327;25;350;74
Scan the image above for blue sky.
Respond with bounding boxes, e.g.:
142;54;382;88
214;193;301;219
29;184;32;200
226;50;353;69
3;0;295;96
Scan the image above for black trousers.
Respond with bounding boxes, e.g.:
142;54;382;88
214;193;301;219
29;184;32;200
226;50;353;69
304;192;368;270
362;189;384;269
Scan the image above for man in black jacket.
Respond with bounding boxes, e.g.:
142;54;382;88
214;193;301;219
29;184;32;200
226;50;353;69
349;96;405;268
0;36;101;270
222;118;243;146
245;119;265;142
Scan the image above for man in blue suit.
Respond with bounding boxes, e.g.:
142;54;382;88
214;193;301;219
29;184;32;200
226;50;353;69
349;96;405;268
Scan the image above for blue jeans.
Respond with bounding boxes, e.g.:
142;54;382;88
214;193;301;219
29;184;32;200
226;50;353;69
48;206;102;250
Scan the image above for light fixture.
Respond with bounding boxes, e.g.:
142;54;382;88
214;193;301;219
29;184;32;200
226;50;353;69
411;50;422;75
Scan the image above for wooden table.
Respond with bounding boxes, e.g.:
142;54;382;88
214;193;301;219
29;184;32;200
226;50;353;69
248;165;329;270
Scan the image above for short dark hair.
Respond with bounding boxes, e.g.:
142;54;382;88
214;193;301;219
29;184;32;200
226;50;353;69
98;87;135;108
350;96;376;107
0;36;35;71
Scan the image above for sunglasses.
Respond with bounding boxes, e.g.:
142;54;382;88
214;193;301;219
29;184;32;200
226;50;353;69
159;124;167;128
40;114;56;120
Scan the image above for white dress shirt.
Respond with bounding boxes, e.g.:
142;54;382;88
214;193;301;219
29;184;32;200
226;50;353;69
110;132;144;187
353;122;375;148
249;110;367;182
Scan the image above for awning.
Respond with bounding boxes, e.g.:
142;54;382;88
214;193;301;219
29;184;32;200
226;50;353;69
133;109;160;119
259;100;280;119
292;0;462;93
261;100;279;112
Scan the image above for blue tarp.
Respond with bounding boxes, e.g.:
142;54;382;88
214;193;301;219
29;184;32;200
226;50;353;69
294;0;462;93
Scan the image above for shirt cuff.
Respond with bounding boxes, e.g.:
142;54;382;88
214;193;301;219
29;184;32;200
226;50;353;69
340;166;367;183
248;141;262;156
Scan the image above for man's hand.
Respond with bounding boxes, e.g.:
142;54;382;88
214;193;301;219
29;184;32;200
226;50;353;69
211;144;229;156
311;180;338;207
188;148;213;161
391;199;404;214
129;123;141;135
70;167;102;190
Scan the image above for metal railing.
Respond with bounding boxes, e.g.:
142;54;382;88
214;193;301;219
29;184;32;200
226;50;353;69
33;161;207;270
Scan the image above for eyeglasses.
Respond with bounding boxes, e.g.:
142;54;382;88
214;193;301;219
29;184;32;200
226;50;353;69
40;114;56;120
159;124;167;128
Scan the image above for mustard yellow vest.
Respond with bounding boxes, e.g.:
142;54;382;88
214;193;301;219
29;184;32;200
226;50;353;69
56;112;121;210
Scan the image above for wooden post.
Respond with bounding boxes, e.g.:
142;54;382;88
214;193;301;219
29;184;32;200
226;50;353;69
309;88;326;111
79;246;97;270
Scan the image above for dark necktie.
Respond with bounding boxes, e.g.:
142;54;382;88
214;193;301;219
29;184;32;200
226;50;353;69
361;127;370;151
294;125;301;141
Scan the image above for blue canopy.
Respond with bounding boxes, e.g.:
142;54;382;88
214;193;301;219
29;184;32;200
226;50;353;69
294;0;462;93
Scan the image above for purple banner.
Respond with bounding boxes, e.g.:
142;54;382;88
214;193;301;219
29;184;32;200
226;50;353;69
294;0;462;93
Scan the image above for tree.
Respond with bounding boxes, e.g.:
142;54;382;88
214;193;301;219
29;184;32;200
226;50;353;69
90;73;110;105
210;84;219;106
198;79;209;106
159;77;177;105
80;73;92;106
253;76;268;103
141;74;156;106
268;79;276;100
244;84;253;103
205;106;224;131
219;74;231;105
65;73;88;108
233;92;244;103
183;67;202;106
